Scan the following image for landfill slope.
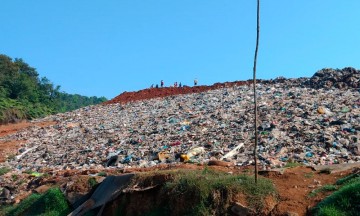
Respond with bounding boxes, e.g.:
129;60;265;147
0;67;359;209
1;67;359;172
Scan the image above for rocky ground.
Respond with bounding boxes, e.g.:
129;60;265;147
0;67;359;215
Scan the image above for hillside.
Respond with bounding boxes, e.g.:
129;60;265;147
0;54;107;124
0;67;359;215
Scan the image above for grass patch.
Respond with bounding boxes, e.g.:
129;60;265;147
311;174;360;216
0;193;41;216
133;168;277;215
309;185;338;198
314;205;345;216
336;173;360;185
2;187;71;216
284;162;302;168
304;172;314;178
0;167;11;176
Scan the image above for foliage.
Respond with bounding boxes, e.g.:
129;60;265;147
0;167;11;175
88;177;98;188
0;54;107;124
2;187;71;216
311;174;360;216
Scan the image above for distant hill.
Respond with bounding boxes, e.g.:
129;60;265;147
0;54;107;124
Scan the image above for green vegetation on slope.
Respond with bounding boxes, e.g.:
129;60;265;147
1;187;71;216
311;173;360;216
132;168;277;215
0;169;276;216
0;54;107;124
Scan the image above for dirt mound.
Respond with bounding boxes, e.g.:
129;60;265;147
105;80;252;105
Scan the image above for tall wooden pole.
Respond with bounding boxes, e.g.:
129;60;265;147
253;0;260;183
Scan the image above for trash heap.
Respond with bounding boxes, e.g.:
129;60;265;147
0;67;359;172
307;67;360;89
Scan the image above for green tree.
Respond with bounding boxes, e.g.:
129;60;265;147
0;54;107;124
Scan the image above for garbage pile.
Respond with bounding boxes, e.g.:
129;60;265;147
0;68;359;174
307;67;360;89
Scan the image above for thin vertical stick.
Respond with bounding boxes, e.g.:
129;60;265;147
253;0;260;183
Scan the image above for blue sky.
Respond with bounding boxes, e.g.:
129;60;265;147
1;1;359;99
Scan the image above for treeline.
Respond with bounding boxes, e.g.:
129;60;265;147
0;54;107;124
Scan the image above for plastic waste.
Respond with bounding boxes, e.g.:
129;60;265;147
122;155;133;164
180;147;205;162
30;172;43;177
306;152;313;157
220;143;244;160
157;151;171;162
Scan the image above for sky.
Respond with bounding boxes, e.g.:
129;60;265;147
1;1;359;99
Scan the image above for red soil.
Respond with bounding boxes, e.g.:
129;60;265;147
105;81;252;104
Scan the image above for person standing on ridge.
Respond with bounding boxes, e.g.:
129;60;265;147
161;80;164;87
194;78;198;86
